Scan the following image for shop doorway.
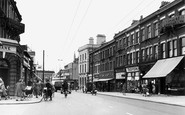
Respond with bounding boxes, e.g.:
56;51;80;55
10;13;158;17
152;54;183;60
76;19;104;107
0;59;9;87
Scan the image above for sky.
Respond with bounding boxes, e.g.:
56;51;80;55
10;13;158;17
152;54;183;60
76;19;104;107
15;0;173;73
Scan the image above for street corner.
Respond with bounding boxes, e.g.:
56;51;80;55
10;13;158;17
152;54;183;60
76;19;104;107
0;96;42;105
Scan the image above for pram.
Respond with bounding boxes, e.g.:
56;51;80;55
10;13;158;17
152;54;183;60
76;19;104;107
23;86;33;99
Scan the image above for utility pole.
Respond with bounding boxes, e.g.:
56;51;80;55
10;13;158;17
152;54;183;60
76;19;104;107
43;50;45;83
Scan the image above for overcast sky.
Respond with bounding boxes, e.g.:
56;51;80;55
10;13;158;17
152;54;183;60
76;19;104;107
15;0;173;72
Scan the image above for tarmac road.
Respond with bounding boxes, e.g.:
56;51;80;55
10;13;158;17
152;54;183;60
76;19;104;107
0;91;185;115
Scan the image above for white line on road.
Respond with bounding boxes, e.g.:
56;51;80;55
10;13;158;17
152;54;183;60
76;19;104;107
126;112;133;115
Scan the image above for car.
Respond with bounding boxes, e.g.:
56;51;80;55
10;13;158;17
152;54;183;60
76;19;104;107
54;81;63;92
85;82;93;93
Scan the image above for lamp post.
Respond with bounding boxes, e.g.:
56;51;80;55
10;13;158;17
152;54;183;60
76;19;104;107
58;59;63;80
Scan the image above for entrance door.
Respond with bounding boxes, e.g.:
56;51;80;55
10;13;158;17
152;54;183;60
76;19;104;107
0;68;9;87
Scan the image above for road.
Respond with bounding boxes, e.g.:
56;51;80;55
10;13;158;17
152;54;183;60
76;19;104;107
0;91;185;115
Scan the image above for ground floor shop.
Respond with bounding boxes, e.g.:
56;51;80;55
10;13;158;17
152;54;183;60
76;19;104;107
143;56;185;95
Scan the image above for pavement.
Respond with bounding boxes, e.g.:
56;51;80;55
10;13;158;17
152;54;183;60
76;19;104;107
0;96;42;105
0;91;185;107
97;92;185;107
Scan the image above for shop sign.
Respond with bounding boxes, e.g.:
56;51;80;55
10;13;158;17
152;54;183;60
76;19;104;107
126;66;139;72
162;15;185;27
116;72;126;79
0;45;16;54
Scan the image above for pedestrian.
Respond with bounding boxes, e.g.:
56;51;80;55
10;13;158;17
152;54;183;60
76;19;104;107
45;78;53;101
15;78;25;101
33;79;40;98
0;78;7;100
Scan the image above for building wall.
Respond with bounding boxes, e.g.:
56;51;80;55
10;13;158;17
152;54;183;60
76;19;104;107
0;0;25;95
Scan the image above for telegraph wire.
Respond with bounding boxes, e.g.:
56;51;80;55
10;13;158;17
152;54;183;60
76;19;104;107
69;0;93;46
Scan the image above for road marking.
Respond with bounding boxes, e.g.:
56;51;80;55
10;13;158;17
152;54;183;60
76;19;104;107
126;112;133;115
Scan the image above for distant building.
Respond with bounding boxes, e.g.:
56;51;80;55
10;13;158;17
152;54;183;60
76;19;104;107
36;70;55;82
78;35;105;89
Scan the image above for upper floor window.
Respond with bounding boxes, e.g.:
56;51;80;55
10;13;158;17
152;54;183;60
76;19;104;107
135;31;139;44
141;49;145;61
130;34;134;45
161;43;166;59
154;22;159;37
181;37;185;55
168;41;173;57
127;36;130;46
178;6;185;15
136;51;140;63
141;28;145;41
147;25;151;39
149;47;153;60
173;40;177;56
154;45;158;59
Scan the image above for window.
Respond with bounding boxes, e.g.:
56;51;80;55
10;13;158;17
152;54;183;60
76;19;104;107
154;45;158;59
131;34;134;45
142;49;145;61
133;52;136;64
179;9;185;15
136;51;139;63
154;22;159;37
173;40;177;56
127;36;130;46
168;41;173;57
149;47;153;59
135;31;139;43
162;43;166;58
141;28;145;41
146;48;149;61
181;37;185;55
147;25;151;39
130;53;133;64
127;54;130;65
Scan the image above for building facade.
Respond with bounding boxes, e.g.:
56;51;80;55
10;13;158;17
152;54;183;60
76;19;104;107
90;39;115;92
0;0;25;95
113;0;185;95
78;35;105;89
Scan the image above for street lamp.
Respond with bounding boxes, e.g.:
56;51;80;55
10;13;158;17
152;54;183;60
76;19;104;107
58;59;63;80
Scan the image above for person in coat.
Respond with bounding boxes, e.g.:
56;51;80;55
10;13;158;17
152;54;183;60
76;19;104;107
0;78;7;100
45;79;53;101
15;78;25;101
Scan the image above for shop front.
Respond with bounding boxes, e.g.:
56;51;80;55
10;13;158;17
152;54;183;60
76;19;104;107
143;56;185;95
115;69;126;92
126;66;140;93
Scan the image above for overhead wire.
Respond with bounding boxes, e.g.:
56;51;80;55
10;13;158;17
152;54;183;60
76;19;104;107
70;0;93;45
106;0;158;38
63;0;82;52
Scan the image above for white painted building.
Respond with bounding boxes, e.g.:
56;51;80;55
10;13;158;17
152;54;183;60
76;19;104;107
78;35;106;89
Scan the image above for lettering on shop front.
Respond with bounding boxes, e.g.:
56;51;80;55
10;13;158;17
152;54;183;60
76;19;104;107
0;45;16;53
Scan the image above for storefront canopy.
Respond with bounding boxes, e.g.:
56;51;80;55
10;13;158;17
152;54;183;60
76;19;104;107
93;78;113;82
143;56;184;79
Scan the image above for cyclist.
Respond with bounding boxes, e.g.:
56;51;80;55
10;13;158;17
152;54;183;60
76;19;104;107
45;79;53;101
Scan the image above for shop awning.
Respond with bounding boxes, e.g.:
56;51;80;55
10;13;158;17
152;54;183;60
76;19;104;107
93;78;113;82
143;56;184;78
34;73;43;81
